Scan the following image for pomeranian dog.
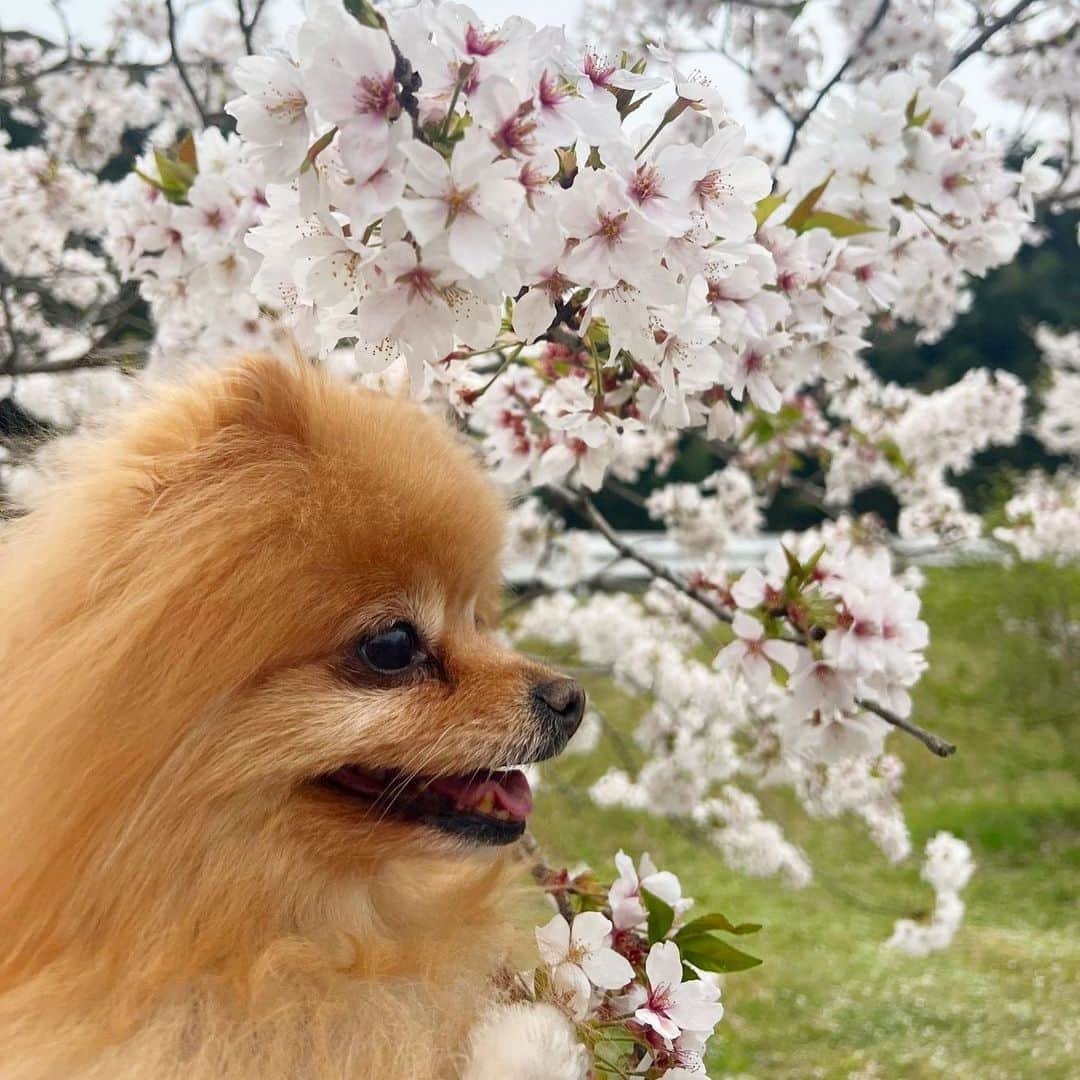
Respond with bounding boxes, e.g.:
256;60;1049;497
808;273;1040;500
0;356;589;1079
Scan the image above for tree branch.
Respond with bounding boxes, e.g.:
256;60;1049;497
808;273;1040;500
547;483;732;623
780;0;891;166
164;0;209;127
860;699;956;758
547;483;956;758
718;44;798;126
949;0;1040;73
235;0;270;56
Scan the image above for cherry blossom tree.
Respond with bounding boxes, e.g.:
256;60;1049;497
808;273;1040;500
0;0;1077;1073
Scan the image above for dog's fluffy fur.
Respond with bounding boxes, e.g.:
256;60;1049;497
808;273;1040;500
0;356;580;1078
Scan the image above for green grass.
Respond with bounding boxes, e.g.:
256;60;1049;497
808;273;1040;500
530;562;1080;1079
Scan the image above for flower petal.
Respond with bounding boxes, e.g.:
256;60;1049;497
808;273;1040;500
645;940;684;992
581;947;635;991
570;909;614;950
535;913;570;965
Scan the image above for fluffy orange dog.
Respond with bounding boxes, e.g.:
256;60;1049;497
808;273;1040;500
0;356;588;1078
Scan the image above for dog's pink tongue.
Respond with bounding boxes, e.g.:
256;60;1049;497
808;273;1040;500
429;770;533;820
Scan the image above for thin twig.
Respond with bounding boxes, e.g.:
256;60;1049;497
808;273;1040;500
164;0;209;127
949;0;1040;72
5;351;134;376
862;701;955;757
780;0;891;166
718;44;797;126
235;0;270;55
519;832;574;920
547;483;732;622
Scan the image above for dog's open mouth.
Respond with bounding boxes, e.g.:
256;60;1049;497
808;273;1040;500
316;764;534;845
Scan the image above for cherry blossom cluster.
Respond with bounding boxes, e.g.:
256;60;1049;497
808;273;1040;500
0;0;279;474
822;366;1027;532
993;325;1080;564
212;2;1046;533
513;512;927;880
585;0;1077;132
581;0;1078;234
0;1;258;171
522;850;759;1078
775;72;1038;345
104;129;284;367
0;141;132;450
995;471;1080;564
1032;325;1080;458
886;831;975;956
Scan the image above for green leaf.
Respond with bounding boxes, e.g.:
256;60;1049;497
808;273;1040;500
798;211;881;237
343;0;385;28
679;935;763;973
781;544;803;581
676;913;763;939
801;544;826;581
905;93;931;129
783;173;832;231
878;436;914;477
152;148;195;197
642;887;675;943
754;190;786;228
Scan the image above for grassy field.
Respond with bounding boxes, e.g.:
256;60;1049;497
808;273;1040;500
530;562;1080;1079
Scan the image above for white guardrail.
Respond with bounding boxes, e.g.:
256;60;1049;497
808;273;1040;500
504;532;1003;587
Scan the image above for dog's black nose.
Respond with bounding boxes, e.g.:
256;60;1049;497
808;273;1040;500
532;677;586;743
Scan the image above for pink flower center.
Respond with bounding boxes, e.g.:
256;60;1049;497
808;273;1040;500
695;169;729;204
465;23;504;56
630;163;665;206
444;184;478;221
593;210;628;248
538;70;568;110
646;983;675;1017
583;51;616;88
354;73;398;119
495;101;537;155
397;265;439;302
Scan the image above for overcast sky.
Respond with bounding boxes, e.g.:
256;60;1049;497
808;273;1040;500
0;0;585;42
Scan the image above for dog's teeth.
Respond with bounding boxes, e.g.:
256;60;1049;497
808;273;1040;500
475;793;496;814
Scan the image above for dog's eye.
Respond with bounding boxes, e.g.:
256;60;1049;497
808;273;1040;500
358;622;424;674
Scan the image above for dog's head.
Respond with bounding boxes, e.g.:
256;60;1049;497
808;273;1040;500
1;356;583;934
184;357;584;859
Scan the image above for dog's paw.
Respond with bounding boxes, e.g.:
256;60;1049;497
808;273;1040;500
461;1002;588;1080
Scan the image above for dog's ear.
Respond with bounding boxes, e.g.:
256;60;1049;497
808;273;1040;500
208;352;314;445
93;353;318;505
